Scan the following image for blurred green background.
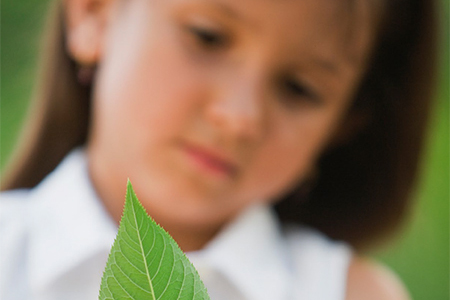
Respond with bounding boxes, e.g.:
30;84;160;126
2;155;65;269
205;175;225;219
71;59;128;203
1;1;448;299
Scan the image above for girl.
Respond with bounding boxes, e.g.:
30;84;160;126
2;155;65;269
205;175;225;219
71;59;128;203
1;0;438;299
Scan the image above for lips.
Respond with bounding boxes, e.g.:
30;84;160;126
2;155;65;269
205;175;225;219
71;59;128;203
181;141;238;179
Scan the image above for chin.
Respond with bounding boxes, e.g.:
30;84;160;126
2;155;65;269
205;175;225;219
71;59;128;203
148;194;233;225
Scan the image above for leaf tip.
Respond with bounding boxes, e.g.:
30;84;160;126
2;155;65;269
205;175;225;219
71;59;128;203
126;179;137;201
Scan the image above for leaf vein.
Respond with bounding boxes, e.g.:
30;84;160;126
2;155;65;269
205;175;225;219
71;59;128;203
130;190;156;300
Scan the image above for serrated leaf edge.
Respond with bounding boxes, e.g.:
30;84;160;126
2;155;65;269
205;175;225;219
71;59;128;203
99;179;210;300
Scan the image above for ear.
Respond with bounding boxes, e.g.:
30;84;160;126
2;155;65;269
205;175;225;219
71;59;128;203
64;0;113;65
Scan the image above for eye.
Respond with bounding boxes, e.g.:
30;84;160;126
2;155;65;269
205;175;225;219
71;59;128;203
281;77;323;107
187;26;229;50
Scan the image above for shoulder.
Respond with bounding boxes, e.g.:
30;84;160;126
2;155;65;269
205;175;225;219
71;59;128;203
0;190;31;292
283;225;353;299
0;189;31;221
283;225;410;300
346;256;411;300
0;188;30;201
0;189;31;242
0;189;34;260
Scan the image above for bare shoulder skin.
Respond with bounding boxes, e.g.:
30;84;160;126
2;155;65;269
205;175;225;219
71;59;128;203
346;256;411;300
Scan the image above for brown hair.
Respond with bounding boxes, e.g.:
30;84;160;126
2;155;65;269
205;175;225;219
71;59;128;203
275;0;439;247
1;0;439;248
1;2;91;189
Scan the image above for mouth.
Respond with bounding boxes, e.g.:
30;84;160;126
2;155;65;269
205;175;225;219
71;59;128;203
180;141;238;180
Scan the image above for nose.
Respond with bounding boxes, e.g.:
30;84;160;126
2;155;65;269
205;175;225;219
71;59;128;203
206;72;267;142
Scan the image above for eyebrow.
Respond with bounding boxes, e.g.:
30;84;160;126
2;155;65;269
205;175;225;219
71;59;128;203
210;2;240;19
311;57;342;75
310;50;358;76
198;0;257;30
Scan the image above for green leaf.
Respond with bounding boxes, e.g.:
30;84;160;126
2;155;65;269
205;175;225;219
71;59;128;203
99;180;211;300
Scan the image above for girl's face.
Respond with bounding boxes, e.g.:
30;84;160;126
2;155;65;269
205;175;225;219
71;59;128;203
86;0;375;232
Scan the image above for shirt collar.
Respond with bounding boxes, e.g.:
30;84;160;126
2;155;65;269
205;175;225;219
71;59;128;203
27;149;118;293
188;203;291;300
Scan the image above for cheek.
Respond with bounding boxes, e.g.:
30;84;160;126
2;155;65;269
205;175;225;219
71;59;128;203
238;113;337;202
92;20;207;157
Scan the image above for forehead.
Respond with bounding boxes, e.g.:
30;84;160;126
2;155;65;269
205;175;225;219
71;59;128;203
168;0;381;67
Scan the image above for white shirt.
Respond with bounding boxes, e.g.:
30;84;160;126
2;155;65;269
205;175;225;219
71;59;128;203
0;149;352;300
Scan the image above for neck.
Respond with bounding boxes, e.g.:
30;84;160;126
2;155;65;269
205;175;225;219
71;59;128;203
162;223;221;252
